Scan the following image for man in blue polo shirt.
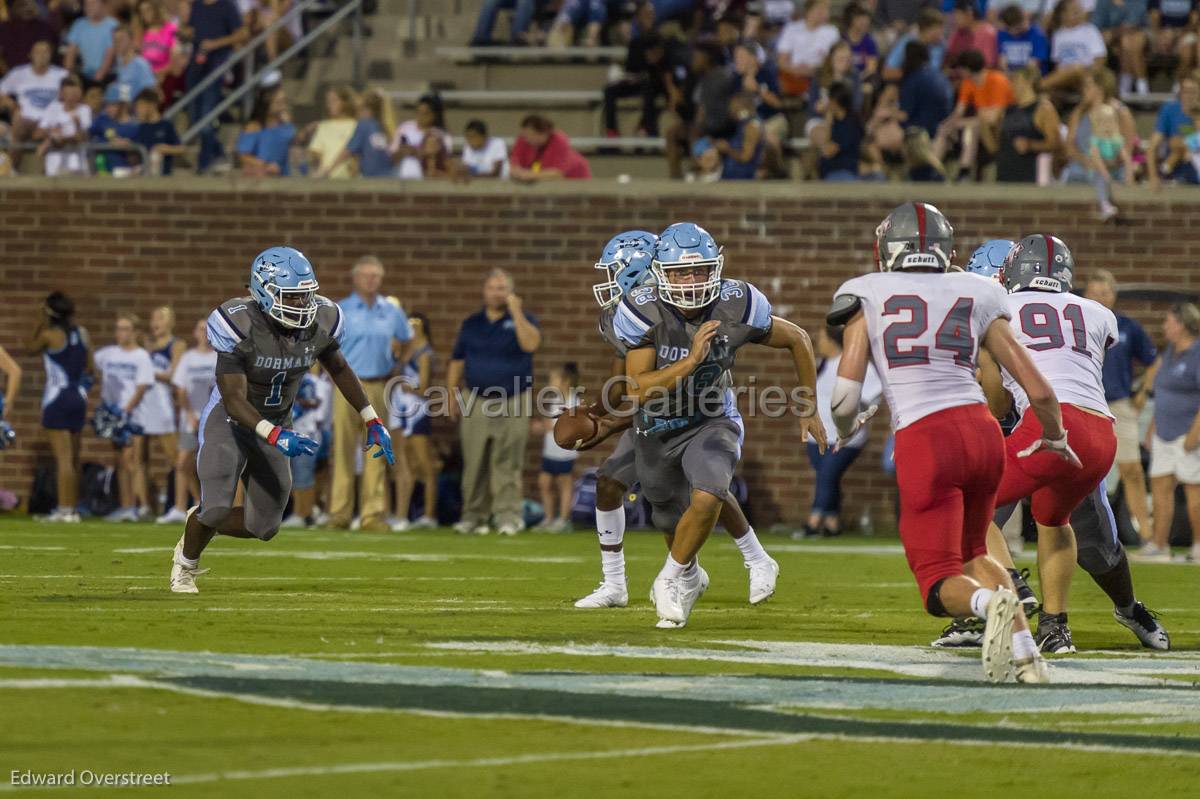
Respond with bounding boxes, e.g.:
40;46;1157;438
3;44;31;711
1085;269;1157;540
330;255;412;531
447;269;542;535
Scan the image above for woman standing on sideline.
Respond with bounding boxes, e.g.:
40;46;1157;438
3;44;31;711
28;292;89;523
94;313;155;522
144;306;185;522
1140;303;1200;563
163;317;216;523
799;326;882;537
388;313;438;531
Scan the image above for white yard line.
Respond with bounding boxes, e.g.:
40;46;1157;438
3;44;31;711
111;548;581;564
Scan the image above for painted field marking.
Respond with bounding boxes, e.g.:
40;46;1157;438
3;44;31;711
0;546;68;551
111;548;582;564
0;574;542;582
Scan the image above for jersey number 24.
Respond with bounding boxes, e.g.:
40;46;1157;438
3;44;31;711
882;295;975;369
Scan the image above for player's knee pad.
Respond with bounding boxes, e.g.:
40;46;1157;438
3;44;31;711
925;578;951;618
594;475;626;511
196;505;232;530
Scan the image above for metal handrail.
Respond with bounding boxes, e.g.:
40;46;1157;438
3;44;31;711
180;0;364;144
6;141;154;175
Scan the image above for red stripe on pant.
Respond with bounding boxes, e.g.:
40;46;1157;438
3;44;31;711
894;403;1006;609
996;404;1117;526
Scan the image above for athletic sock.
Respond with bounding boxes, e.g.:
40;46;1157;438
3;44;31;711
733;526;770;566
660;555;686;580
1012;629;1038;661
1088;551;1136;611
1039;611;1068;626
595;507;625;547
175;550;199;569
600;549;626;586
970;588;995;619
681;557;699;580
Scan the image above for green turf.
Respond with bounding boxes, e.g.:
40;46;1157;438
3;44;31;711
1;517;1198;797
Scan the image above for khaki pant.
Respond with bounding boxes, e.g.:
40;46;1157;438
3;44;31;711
329;379;389;526
460;391;531;529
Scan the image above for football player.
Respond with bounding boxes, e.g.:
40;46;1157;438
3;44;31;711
613;223;825;628
573;231;781;610
169;247;395;593
829;203;1072;684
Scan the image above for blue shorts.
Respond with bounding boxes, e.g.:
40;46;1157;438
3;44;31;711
541;457;575;476
42;387;87;433
291;452;317;490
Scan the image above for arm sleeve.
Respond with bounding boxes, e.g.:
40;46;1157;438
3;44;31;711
613;299;655;349
743;282;774;339
206;307;245;353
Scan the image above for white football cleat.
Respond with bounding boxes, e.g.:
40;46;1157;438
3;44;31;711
169;536;208;594
746;557;779;605
156;507;188;524
652;574;687;626
981;588;1019;684
1015;654;1050;684
574;581;629;609
682;565;709;614
1113;602;1170;650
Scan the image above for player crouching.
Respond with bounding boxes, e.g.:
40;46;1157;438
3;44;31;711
169;247;394;593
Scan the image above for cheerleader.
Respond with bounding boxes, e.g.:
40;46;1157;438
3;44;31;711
387;312;437;531
161;317;216;523
143;306;185;522
94;313;155;521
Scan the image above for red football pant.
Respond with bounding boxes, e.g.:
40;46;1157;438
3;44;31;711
894;403;1006;609
996;404;1117;527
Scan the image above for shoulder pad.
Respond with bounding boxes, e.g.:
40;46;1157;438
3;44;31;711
208;298;253;353
314;296;344;343
613;290;662;348
827;294;863;326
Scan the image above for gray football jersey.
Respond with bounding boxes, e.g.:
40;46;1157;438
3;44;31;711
612;279;773;432
598;306;628;358
206;296;344;425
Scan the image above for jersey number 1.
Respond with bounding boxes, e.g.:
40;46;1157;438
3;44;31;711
265;370;287;407
882;295;975;369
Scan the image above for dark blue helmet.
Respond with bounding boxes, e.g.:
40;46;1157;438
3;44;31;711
249;246;320;329
593;230;658;308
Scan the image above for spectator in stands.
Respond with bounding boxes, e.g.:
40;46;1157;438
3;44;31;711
419;130;452;178
997;4;1049;72
510;113;592;181
947;0;999;66
603;13;670;137
899;40;953;178
549;0;606;47
842;3;879;78
933;49;1013;180
0;39;66;161
88;83;138;171
1084;102;1134;217
0;0;59;74
179;0;248;173
136;0;178;75
864;81;908;176
158;42;188;108
329;256;412;531
307;85;356;178
776;0;841;96
236;85;295;176
1083;269;1156;543
111;25;155;100
881;7;945;81
320;88;395;179
876;0;933;33
1147;72;1200;185
469;0;539;47
459;118;509;178
807;40;863;125
732;40;787;172
1143;301;1200;563
1093;0;1150;95
64;0;118;83
717;92;764;178
1043;0;1106;90
1063;68;1138;191
131;87;183;174
390;93;453;180
666;40;736;178
815;79;864;179
1150;0;1199;84
992;63;1061;183
35;74;91;176
447;268;540;536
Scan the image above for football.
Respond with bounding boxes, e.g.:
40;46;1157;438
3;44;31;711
553;406;598;450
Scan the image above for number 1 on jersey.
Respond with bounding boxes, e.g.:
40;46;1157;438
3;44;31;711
883;296;976;369
265;370;287;407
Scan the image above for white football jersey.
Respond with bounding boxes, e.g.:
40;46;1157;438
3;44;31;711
834;271;1011;430
1001;291;1116;419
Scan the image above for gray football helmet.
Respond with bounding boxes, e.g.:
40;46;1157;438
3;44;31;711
874;202;955;272
1001;234;1074;293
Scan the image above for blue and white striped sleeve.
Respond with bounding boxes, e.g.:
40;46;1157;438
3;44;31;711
206;307;244;354
330;303;346;345
613;298;654;349
743;282;773;333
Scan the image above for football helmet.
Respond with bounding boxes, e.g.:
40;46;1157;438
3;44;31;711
250;246;320;329
653;222;723;309
1000;234;1074;293
965;239;1014;280
593;230;658;308
874;202;954;272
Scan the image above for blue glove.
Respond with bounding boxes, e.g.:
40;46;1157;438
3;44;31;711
364;417;395;465
271;428;320;458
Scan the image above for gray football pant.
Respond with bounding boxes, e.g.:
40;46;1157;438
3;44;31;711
634;418;742;534
993;477;1124;576
195;401;292;540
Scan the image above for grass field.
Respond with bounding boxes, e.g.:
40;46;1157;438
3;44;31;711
2;517;1199;798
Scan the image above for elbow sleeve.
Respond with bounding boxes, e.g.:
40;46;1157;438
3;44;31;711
830;376;864;438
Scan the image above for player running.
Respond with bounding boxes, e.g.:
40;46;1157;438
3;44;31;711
829;203;1072;684
572;231;780;610
169;247;395;593
613;223;825;628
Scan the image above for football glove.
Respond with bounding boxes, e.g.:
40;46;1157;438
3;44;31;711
265;427;320;458
1017;431;1082;469
364;417;395;465
834;404;879;452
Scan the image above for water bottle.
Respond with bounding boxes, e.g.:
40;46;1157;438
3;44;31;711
858;506;873;537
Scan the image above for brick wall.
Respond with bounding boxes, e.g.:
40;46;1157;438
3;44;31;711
1;179;1196;527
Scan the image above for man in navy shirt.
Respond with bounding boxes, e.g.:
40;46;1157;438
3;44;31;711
1085;269;1157;539
179;0;246;172
447;269;541;535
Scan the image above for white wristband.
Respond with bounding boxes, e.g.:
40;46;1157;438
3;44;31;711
360;405;379;423
255;419;277;441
